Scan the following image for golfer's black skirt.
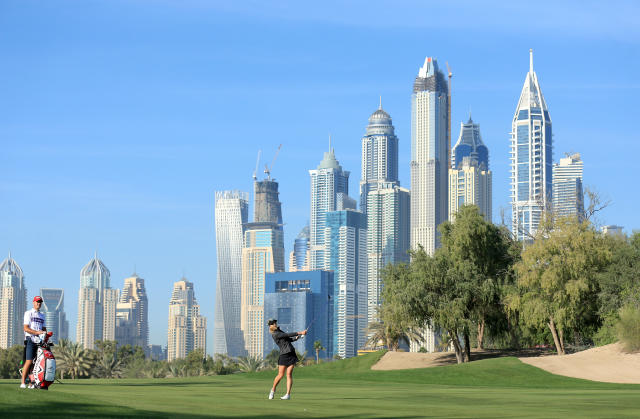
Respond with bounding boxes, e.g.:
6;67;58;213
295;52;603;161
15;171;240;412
278;352;298;366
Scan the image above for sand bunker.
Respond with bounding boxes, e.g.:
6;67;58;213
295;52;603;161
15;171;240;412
519;343;640;384
372;343;640;384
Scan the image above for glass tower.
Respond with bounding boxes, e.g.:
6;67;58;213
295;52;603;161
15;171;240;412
289;225;310;272
324;209;367;358
449;117;492;222
214;190;249;357
410;57;450;256
309;149;350;270
510;50;553;241
40;288;68;343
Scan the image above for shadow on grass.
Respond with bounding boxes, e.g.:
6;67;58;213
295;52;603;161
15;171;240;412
0;400;427;419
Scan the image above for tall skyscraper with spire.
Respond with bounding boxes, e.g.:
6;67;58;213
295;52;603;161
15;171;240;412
77;253;119;350
241;178;285;358
167;278;206;361
449;116;492;222
115;273;148;349
214;190;249;357
40;288;68;343
0;253;27;349
360;102;409;328
410;57;450;256
510;49;553;241
309;146;350;270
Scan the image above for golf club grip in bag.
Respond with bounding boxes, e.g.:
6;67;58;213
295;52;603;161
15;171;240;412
29;332;56;390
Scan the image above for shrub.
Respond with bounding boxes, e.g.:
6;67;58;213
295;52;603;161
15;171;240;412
616;304;640;352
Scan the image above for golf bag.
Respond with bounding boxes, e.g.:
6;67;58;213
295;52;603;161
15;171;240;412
28;332;56;390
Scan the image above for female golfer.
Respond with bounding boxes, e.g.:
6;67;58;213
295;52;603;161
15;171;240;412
267;319;306;400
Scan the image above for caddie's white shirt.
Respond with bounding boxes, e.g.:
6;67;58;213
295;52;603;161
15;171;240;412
24;308;46;342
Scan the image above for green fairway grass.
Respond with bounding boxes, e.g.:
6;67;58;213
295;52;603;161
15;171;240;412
1;352;639;418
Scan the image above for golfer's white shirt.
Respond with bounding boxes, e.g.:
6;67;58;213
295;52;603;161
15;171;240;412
24;308;45;342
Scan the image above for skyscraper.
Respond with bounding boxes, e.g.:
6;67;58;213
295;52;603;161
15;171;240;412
40;288;68;343
309;148;350;270
449;117;492;222
0;253;26;349
214;190;249;357
359;101;399;211
510;50;553;241
289;225;310;272
359;103;410;328
115;273;148;349
263;270;334;359
77;253;119;350
241;179;285;358
552;153;584;219
167;278;206;361
410;56;450;256
324;209;367;358
366;184;410;324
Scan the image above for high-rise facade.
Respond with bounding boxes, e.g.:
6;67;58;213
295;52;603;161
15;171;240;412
167;278;206;361
324;209;367;358
115;273;148;349
241;179;285;358
359;104;409;328
263;270;334;359
359;102;399;211
366;184;410;325
510;50;553;241
410;56;450;256
0;254;26;349
449;117;492;222
289;225;310;272
309;149;350;270
77;254;119;350
552;153;584;219
40;288;68;343
213;190;249;357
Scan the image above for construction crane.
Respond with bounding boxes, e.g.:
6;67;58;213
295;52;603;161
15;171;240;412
252;149;262;180
264;144;282;180
446;61;452;169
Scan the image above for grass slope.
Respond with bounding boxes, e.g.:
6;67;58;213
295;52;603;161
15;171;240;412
1;353;639;418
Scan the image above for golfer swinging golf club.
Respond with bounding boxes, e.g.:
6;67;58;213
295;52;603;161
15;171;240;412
267;319;306;400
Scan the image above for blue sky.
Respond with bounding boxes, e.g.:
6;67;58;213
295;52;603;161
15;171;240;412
2;0;639;353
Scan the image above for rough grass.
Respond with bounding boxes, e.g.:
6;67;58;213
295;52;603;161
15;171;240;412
1;352;639;418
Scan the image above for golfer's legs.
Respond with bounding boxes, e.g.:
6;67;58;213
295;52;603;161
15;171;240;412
272;365;286;391
285;365;294;395
21;359;32;384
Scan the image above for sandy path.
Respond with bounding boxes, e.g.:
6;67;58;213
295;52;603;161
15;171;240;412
519;343;640;384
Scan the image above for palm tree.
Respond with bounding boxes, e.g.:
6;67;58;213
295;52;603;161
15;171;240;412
237;355;264;372
313;340;325;364
95;354;124;378
53;338;72;379
295;350;308;366
57;341;95;379
366;319;422;351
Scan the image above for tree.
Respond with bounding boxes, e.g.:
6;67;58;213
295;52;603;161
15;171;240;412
439;205;515;355
264;349;279;369
0;345;23;379
237;355;264;372
508;216;610;354
95;354;124;378
313;340;325;364
57;341;95;379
